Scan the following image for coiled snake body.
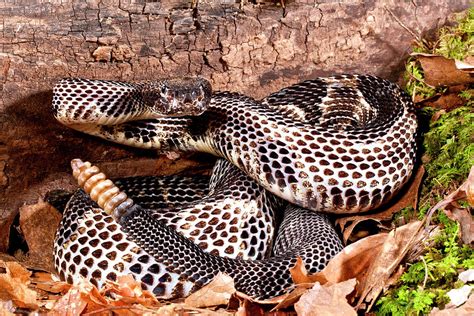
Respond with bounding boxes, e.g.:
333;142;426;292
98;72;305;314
52;75;417;300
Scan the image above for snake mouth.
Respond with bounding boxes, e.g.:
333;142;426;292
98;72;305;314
144;77;212;117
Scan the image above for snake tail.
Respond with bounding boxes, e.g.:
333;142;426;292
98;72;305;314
71;159;134;219
66;159;342;300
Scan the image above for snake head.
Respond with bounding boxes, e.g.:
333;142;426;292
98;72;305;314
143;77;212;117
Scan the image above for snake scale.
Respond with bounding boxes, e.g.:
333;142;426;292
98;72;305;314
52;74;417;300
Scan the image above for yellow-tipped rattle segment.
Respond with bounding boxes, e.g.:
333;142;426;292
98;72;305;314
70;159;134;217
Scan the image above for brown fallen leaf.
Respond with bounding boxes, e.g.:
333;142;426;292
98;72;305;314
19;200;62;272
30;271;71;295
49;276;161;315
314;233;388;288
272;234;387;310
356;220;425;311
101;275;160;308
337;166;425;243
313;223;437;300
48;280;89;316
154;302;232;315
467;171;474;207
290;257;328;285
56;278;113;315
426;165;474;246
235;299;267;316
0;260;39;310
427;166;474;216
236;290;291;306
445;208;474;246
185;272;236;308
417;92;466;110
294;279;357;316
271;285;313;311
412;53;474;86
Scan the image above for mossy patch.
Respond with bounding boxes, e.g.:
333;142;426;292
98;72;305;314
375;8;474;316
404;7;473;100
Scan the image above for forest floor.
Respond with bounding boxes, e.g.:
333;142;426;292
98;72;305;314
0;8;472;316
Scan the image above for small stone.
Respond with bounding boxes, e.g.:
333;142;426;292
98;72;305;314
447;285;472;307
459;269;474;283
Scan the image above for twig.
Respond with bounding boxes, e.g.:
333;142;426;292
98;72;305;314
384;6;421;42
405;65;437;89
424;166;474;229
420;256;429;290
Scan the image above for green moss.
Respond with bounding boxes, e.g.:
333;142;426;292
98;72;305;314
379;105;473;315
422;106;474;194
377;286;437;316
435;8;474;60
376;8;474;316
376;217;473;316
404;59;437;98
459;89;473;104
404;8;473;100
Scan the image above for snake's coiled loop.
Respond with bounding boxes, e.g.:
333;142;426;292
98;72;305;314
53;74;417;300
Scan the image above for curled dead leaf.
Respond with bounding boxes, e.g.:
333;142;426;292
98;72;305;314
271;286;312;311
467;177;474;207
455;58;474;73
50;276;161;315
420;92;467;110
356;221;425;311
30;271;70;295
411;53;473;86
155;302;233;315
235;299;270;316
294;279;357;316
101;275;160;308
427;166;474;246
336;166;424;243
271;234;387;310
444;208;474;246
185;272;236;308
0;260;38;309
313;233;387;287
290;257;328;285
48;281;89;316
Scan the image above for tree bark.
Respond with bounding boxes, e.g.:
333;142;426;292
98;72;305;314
0;0;470;251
